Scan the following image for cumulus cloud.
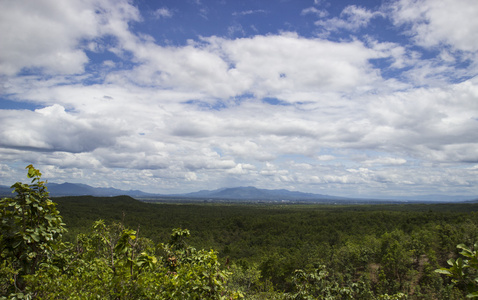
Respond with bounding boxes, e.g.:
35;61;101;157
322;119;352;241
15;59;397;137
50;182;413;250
1;0;478;197
363;78;478;163
388;0;478;52
0;104;123;152
227;163;256;175
314;5;383;33
207;33;383;97
99;32;386;101
0;0;140;76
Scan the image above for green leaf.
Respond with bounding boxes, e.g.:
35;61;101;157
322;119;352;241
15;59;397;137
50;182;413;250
31;233;40;242
435;269;452;275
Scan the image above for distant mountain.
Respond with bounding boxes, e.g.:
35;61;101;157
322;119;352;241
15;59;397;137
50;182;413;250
1;183;347;201
0;184;13;196
1;182;475;203
174;186;348;201
47;182;156;197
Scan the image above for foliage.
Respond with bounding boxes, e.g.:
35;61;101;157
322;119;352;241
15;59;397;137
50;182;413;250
287;266;374;299
0;166;240;299
52;194;478;299
436;243;478;297
0;165;66;295
3;165;478;298
22;222;239;299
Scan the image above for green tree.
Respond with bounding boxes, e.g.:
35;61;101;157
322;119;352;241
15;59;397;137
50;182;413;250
1;166;241;299
288;266;374;300
377;230;412;294
0;165;66;294
436;243;478;297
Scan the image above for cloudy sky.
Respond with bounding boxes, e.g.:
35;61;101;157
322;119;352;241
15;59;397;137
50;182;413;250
1;0;478;198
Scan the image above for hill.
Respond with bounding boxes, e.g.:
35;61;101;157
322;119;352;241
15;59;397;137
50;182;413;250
0;184;12;196
175;186;348;201
47;182;156;197
0;183;155;198
0;183;350;201
1;182;475;203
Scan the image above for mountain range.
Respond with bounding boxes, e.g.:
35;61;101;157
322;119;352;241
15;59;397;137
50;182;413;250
0;182;153;198
0;183;345;201
0;182;475;203
174;186;347;201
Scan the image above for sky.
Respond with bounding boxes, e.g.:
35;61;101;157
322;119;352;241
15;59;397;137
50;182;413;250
1;0;478;199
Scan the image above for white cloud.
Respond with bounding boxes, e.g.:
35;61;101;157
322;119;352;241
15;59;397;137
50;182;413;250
389;0;478;52
98;32;386;101
185;172;197;181
0;0;140;76
301;7;328;18
227;163;256;175
227;23;246;37
153;7;173;19
209;33;383;98
232;10;266;16
259;162;288;177
221;140;275;161
363;157;407;166
317;155;336;161
364;77;478;163
1;0;478;198
367;39;419;70
4;66;477;194
0;104;124;152
314;5;383;32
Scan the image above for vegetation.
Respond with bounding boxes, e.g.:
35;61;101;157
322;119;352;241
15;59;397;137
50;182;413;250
1;166;239;299
2;165;478;298
436;243;478;297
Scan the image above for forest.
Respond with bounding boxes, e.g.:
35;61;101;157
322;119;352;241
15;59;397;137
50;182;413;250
2;166;478;299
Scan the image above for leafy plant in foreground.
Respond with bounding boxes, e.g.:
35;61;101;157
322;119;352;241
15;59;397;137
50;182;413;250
0;165;66;295
436;243;478;297
1;166;241;299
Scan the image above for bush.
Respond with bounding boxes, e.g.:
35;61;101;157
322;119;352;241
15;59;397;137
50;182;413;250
0;166;241;299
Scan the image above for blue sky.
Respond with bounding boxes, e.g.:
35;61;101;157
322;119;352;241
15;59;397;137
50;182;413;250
1;0;478;199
